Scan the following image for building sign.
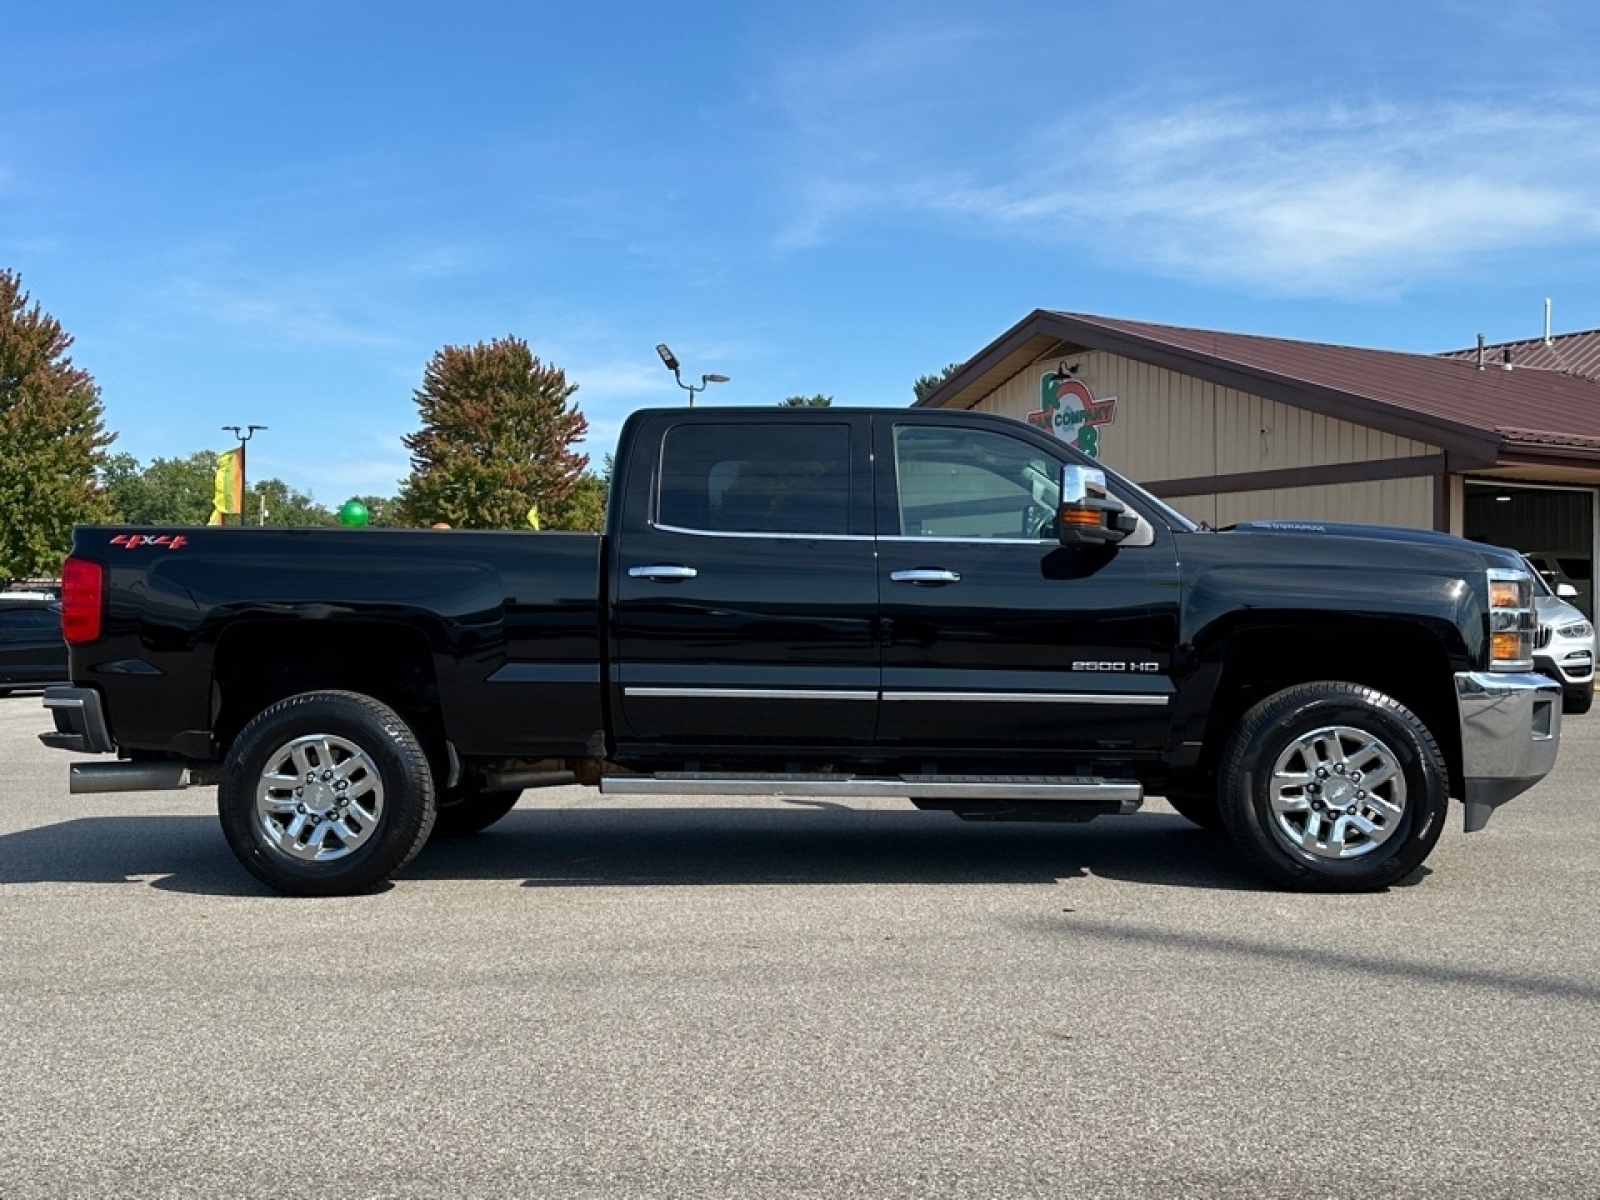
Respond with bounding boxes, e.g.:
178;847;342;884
1027;370;1117;459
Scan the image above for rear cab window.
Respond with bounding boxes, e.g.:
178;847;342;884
657;423;853;536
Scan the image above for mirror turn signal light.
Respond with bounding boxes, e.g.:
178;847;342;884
1057;506;1103;528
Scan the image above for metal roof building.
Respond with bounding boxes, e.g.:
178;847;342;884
918;309;1600;613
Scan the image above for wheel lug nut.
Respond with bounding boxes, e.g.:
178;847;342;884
1357;790;1366;800
296;803;306;814
1345;806;1357;816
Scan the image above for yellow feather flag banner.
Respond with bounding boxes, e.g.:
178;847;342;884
210;448;243;525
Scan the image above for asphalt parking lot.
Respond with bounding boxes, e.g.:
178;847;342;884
1;692;1597;1199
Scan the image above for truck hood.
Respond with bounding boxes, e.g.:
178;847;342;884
1223;520;1526;573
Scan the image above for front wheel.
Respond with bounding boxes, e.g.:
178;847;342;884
218;690;437;896
1217;682;1448;892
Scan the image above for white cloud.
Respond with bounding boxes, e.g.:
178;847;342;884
191;285;401;347
772;85;1600;296
938;98;1600;295
567;358;673;399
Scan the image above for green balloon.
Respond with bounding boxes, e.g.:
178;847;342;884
337;500;370;527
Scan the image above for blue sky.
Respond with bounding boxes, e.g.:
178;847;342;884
6;0;1600;503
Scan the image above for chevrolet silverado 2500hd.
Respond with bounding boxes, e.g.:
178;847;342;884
41;406;1561;895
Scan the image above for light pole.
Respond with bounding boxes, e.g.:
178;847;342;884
655;344;729;407
221;424;267;525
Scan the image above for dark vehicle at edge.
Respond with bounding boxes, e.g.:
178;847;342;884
0;596;68;695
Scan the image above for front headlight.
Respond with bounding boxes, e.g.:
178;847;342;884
1557;621;1594;640
1487;568;1535;670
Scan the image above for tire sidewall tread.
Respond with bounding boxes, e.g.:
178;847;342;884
218;690;437;896
1218;681;1448;893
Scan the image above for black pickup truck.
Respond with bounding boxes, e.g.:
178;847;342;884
42;406;1561;895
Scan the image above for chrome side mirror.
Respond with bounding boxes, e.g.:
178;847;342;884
1057;465;1136;547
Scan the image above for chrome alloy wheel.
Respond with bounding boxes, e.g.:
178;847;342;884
1267;724;1406;860
254;733;385;863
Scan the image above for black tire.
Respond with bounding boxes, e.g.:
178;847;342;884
1217;682;1448;892
218;690;437;897
431;787;523;838
1163;787;1223;832
1564;685;1593;715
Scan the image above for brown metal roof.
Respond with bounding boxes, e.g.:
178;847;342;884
918;310;1600;469
1439;330;1600;383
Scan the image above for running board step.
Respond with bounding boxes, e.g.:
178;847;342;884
599;771;1142;811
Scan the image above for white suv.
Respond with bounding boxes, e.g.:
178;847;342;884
1528;558;1595;714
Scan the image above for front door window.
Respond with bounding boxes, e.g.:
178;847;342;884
892;425;1060;541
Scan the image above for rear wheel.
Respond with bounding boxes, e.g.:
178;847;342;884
218;690;436;896
1217;682;1448;892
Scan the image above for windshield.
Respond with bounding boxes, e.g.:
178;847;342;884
1100;466;1199;532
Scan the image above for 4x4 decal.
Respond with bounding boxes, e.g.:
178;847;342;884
110;534;189;551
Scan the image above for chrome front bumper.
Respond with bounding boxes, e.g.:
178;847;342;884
1455;671;1561;832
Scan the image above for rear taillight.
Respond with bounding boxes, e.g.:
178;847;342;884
61;556;104;644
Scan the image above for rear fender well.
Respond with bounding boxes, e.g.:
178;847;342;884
211;619;441;758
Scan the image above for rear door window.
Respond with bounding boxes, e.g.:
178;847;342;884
658;423;852;536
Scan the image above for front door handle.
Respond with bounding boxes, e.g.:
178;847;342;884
890;569;961;586
628;565;699;581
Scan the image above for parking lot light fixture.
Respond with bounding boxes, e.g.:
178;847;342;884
655;343;729;407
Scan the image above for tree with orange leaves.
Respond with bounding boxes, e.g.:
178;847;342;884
396;336;590;530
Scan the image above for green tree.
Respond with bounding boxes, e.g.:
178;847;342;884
104;450;338;527
779;394;832;407
545;472;607;531
0;270;115;586
913;362;965;403
396;336;589;529
103;451;216;525
251;478;335;527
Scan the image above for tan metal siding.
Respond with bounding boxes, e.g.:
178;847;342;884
972;352;1437;484
1167;477;1435;530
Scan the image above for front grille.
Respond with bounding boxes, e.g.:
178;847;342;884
1535;624;1554;650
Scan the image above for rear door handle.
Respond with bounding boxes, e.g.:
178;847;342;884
890;569;961;585
628;565;699;581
